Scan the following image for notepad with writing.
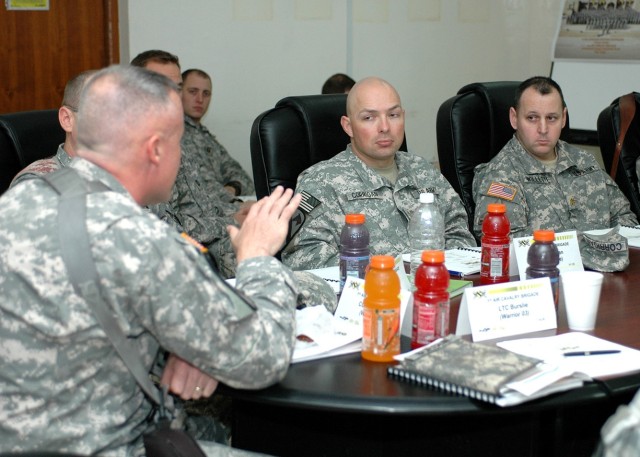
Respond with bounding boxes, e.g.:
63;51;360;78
444;247;481;276
402;248;481;276
388;335;586;406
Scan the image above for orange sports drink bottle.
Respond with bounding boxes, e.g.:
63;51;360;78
362;255;401;362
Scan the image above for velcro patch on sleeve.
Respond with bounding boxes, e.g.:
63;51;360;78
487;182;517;201
298;191;321;215
287;191;320;241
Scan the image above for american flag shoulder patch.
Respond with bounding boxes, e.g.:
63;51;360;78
288;191;320;242
299;191;321;215
487;182;517;201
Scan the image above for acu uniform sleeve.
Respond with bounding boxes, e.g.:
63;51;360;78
214;138;255;196
281;181;342;270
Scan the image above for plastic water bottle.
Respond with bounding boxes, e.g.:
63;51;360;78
526;230;560;309
339;213;370;296
362;255;401;362
408;193;445;280
411;250;450;349
480;203;511;285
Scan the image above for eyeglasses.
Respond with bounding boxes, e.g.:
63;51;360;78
63;104;78;112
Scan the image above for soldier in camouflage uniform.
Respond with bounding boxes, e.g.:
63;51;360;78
10;69;96;187
181;68;255;197
282;77;476;270
132;51;253;279
0;65;299;456
7;62;229;443
472;76;637;240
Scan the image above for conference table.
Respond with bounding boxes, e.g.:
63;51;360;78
223;249;640;457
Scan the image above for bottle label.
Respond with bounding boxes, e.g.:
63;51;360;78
339;255;370;289
481;242;510;280
412;298;450;346
362;307;400;358
413;304;436;345
490;257;503;277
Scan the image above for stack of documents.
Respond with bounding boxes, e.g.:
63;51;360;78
293;306;361;363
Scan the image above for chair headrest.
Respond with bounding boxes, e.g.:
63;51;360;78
0;109;64;167
276;94;350;164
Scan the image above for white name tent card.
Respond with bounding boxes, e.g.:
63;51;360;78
456;277;557;342
394;254;413;292
334;277;366;327
334;276;412;339
512;230;583;279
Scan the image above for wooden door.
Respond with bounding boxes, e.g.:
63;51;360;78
0;0;119;113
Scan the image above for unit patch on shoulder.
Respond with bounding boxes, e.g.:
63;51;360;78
487;182;517;201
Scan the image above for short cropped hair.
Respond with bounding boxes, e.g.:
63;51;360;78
322;73;356;94
182;68;211;81
515;76;566;109
62;70;97;111
130;50;181;69
78;65;180;152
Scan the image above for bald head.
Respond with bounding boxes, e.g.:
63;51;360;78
341;77;405;168
346;77;401;117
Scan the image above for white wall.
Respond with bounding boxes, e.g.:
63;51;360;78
124;0;565;175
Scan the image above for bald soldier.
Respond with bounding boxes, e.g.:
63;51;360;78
282;76;475;270
0;64;303;456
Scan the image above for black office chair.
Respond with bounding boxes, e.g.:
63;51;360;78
0;109;65;193
436;82;521;234
436;81;571;236
597;92;640;220
250;94;350;199
250;94;408;199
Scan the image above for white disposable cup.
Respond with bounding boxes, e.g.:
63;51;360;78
560;271;604;331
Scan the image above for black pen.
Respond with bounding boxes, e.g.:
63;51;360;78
563;350;621;357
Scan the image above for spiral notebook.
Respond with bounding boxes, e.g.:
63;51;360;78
387;335;586;407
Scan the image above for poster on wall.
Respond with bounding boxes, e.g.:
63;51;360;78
553;0;640;61
5;0;49;10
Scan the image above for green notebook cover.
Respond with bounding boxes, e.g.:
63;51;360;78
447;279;472;298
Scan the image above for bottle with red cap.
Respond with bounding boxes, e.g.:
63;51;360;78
526;230;561;308
480;203;511;285
362;255;400;362
411;250;450;349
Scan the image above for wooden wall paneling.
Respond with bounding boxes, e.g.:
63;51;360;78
0;0;119;113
